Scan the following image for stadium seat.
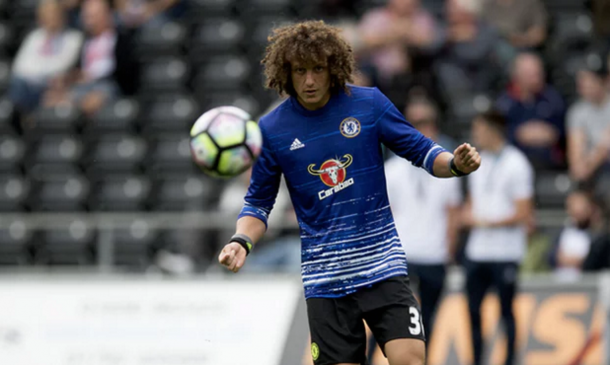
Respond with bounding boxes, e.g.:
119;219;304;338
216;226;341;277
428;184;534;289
134;21;186;61
0;173;29;212
10;0;37;14
198;91;260;117
30;172;90;211
189;0;237;17
550;67;577;104
85;134;147;176
90;174;151;211
140;57;190;92
0;23;13;55
36;219;95;265
194;56;251;93
190;19;246;60
0;98;14;134
240;0;295;17
141;94;199;132
0;135;25;172
543;0;587;16
30;104;81;135
247;16;291;52
535;171;573;209
448;94;491;124
8;0;37;43
151;174;215;211
26;135;83;170
0;58;10;94
147;133;195;173
444;122;473;144
421;0;444;19
85;98;140;134
355;0;389;16
594;172;610;210
550;13;594;54
112;219;156;268
0;219;33;265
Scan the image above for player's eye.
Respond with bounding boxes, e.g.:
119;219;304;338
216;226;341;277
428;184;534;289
314;66;324;72
295;68;306;74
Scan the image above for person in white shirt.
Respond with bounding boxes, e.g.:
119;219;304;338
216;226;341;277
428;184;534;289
463;110;534;365
384;98;462;347
566;61;610;185
9;0;83;113
45;0;120;116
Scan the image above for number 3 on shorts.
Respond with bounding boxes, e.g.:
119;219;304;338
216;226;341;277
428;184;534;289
408;307;425;336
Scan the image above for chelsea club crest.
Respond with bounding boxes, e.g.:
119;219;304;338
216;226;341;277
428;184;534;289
340;117;361;138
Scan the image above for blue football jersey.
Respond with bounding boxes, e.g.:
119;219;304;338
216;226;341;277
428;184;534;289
239;86;448;298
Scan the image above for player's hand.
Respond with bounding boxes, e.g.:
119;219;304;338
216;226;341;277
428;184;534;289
218;242;247;273
453;143;481;174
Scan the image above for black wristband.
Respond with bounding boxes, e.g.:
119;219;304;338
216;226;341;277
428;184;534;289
230;234;253;256
449;158;467;177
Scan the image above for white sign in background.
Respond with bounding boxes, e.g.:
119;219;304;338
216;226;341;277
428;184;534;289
0;278;302;365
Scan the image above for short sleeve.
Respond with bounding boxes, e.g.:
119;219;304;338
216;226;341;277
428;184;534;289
374;88;448;174
238;122;282;228
509;155;535;200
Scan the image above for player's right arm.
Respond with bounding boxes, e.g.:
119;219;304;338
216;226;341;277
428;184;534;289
218;216;267;273
218;122;282;273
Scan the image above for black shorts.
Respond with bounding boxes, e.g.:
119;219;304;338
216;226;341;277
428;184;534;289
306;275;426;365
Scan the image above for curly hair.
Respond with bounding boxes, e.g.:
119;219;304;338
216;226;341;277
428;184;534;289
261;20;355;97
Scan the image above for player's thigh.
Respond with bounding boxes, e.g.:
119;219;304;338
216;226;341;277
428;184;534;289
385;338;426;365
363;277;426;356
306;297;367;365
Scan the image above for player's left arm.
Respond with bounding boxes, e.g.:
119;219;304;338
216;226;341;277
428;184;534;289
432;144;481;178
373;88;481;177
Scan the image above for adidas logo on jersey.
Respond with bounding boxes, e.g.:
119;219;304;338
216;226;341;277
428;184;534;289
290;138;305;151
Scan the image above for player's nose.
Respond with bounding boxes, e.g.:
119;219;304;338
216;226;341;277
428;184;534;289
305;71;315;85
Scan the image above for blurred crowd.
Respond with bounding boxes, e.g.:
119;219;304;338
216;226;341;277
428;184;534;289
9;0;185;122
332;0;610;279
2;0;610;276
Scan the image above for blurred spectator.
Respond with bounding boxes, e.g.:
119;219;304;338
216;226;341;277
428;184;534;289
357;0;442;97
9;0;83;115
496;52;566;170
318;0;360;19
381;98;462;356
464;110;534;365
482;0;548;50
44;0;137;116
405;97;456;151
566;62;610;185
435;0;506;98
550;190;603;281
114;0;185;30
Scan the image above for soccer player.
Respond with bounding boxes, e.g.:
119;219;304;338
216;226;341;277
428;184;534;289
218;21;481;365
463;111;534;365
